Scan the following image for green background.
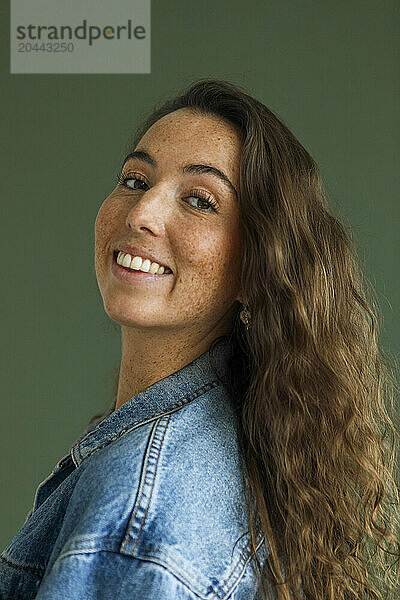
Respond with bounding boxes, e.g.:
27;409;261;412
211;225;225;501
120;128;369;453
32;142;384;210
1;0;399;549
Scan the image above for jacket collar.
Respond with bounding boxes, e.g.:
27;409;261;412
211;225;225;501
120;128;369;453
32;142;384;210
71;334;234;467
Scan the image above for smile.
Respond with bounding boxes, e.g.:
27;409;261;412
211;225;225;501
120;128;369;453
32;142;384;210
115;251;172;275
112;252;173;284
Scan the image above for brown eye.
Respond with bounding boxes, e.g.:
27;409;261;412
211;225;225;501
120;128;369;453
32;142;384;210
115;172;219;213
116;172;149;190
185;193;219;213
125;177;148;190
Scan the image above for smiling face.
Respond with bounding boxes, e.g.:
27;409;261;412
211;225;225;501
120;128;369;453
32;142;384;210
94;108;244;337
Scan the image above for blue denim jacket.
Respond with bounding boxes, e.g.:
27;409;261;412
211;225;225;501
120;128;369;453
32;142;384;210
0;335;273;599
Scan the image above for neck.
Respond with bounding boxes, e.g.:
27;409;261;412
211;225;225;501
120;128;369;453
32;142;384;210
115;323;232;411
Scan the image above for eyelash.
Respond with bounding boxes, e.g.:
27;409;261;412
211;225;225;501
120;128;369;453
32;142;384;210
115;171;219;213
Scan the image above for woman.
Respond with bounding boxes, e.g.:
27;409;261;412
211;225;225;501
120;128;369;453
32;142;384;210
1;79;399;600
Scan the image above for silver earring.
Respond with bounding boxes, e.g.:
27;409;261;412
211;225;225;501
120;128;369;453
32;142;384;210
239;305;251;330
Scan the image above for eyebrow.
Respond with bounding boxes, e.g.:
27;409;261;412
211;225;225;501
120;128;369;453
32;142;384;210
121;149;238;198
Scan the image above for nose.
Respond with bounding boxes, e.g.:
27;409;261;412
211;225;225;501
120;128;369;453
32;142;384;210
125;184;172;235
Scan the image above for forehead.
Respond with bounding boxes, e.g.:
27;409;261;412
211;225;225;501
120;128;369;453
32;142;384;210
136;109;242;181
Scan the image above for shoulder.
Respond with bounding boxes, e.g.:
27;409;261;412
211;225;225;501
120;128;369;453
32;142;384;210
121;384;258;594
65;384;265;598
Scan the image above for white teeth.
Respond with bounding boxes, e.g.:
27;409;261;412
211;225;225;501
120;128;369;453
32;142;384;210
140;259;151;272
116;251;171;275
131;256;142;269
149;262;159;274
121;254;132;268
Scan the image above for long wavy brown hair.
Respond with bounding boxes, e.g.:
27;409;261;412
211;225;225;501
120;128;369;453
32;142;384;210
88;79;400;599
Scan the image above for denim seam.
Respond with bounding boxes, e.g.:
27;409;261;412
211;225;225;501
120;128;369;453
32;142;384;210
121;414;170;555
121;551;208;600
209;533;266;599
118;405;260;598
216;531;267;598
28;469;57;517
75;380;220;465
45;548;206;600
132;542;253;600
0;553;45;576
59;535;123;547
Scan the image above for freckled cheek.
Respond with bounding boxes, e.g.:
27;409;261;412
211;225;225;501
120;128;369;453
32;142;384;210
97;195;119;225
94;202;119;279
95;199;120;246
175;234;215;274
198;228;238;265
178;247;237;289
94;216;108;261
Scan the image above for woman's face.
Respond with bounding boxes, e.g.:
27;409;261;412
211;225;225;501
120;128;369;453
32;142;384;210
94;108;244;335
